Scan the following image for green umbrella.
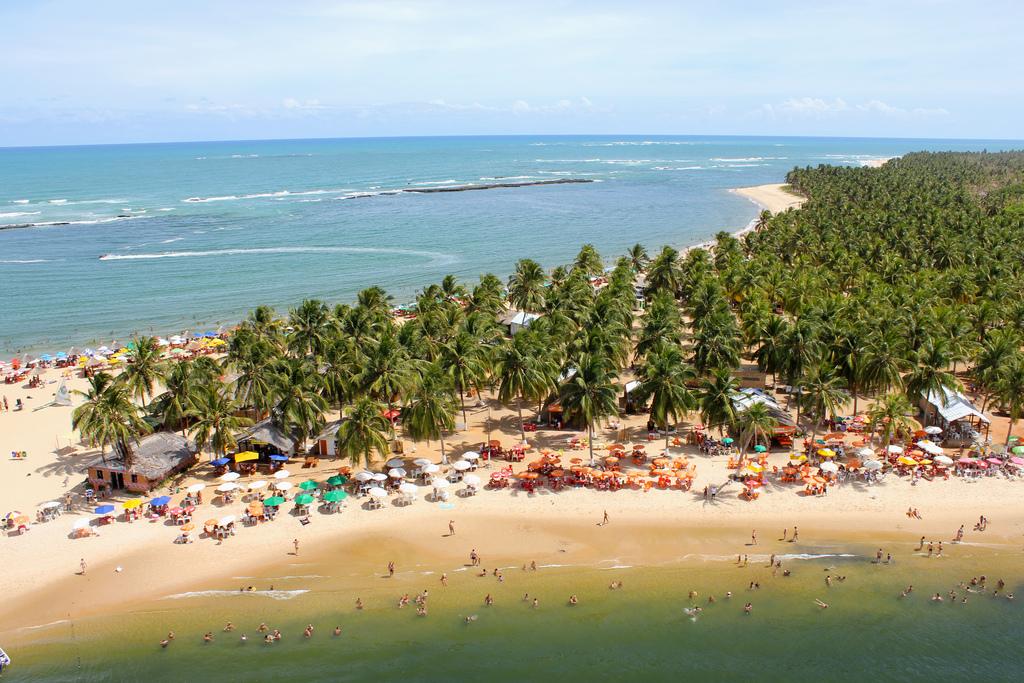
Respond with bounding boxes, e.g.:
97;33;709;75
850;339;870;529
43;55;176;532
263;496;285;507
323;490;348;502
722;437;734;444
294;493;315;505
327;475;347;486
1012;446;1024;455
299;480;319;491
753;444;767;453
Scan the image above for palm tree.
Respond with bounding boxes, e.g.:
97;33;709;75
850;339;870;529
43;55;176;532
635;345;696;451
558;354;619;466
120;335;165;403
627;243;649;274
734;402;778;456
799;364;849;444
405;364;459;463
496;333;552;442
440;330;489;431
645;246;683;298
753;315;788;387
867;393;916;454
336;397;392;469
73;372;152;469
507;259;547;312
996;355;1024;445
287;298;333;358
862;329;910;396
573;243;604;277
904;340;963;421
272;358;327;454
153;360;205;435
356;286;394;319
358;331;416;416
189;384;253;457
698;368;739;436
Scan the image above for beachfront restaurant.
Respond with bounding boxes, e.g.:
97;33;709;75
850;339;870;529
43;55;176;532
731;388;796;427
919;387;990;446
237;418;298;457
85;432;198;493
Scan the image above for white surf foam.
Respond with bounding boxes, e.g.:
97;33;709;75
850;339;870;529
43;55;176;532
710;157;786;162
164;589;309;601
99;246;457;264
48;198;68;204
12;199;30;204
183;187;353;203
19;619;70;631
160;237;184;244
411;179;460;186
0;211;40;218
0;259;52;264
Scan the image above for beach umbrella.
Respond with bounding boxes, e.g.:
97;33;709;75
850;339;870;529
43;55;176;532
431;478;450;489
40;501;61;509
463;474;482;487
148;496;171;507
388;468;407;478
817;448;836;458
371;472;388;482
268;454;289;462
233;451;259;462
886;445;903;454
1011;446;1024;455
753;445;767;453
294;494;315;505
862;460;883;470
915;440;943;455
354;471;375;482
326;475;346;486
274;481;293;491
462;451;481;461
219;471;241;482
248;480;268;490
122;499;144;510
186;483;206;494
452;460;471;471
898;456;919;467
924;426;942;435
413;458;432;467
386;458;405;468
721;437;734;445
263;496;285;507
216;482;239;492
298;480;319;491
72;518;91;529
856;446;874;458
934;455;954;466
423;464;440;474
218;515;235;526
93;505;115;515
210;457;231;467
180;523;195;532
819;461;839;474
273;469;291;479
323;490;348;502
398;482;419;495
368;487;388;498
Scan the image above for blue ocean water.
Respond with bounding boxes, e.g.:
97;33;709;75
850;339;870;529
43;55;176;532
0;135;1017;354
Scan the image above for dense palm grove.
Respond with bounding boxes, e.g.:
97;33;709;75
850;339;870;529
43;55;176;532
73;151;1024;473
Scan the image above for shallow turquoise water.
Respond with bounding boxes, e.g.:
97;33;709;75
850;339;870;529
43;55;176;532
1;135;1018;353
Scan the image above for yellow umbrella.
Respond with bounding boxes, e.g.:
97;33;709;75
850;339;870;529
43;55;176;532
789;454;807;463
744;462;764;473
898;456;918;466
919;459;932;465
817;448;836;458
122;499;144;510
234;451;259;463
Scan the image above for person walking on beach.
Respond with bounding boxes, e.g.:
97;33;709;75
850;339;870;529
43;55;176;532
792;526;799;542
388;561;395;577
751;529;757;545
601;510;609;526
449;520;455;536
441;573;448;587
470;548;478;566
293;538;299;556
79;558;87;575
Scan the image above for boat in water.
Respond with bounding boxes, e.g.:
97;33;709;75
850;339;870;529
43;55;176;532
0;646;11;673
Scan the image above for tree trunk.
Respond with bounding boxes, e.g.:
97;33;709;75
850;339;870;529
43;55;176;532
588;423;595;467
517;396;525;443
1007;418;1016;446
459;387;468;433
440;429;448;464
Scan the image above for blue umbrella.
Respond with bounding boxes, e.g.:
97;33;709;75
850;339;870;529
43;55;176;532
210;457;231;467
268;454;288;462
56;352;68;359
94;505;115;515
149;495;171;506
204;331;218;338
39;354;53;362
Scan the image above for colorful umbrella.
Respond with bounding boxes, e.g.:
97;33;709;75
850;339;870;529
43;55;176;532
294;494;315;505
327;475;347;486
298;480;319;491
323;490;348;502
263;496;286;507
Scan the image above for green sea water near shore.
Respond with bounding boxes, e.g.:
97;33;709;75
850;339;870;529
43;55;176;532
6;541;1021;682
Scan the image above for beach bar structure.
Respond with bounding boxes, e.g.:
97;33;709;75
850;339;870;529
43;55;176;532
731;388;796;427
315;420;343;456
919;387;990;445
85;432;198;493
500;310;540;335
238;419;299;456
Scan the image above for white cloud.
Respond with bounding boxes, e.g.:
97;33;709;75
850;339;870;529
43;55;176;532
857;99;949;117
751;97;949;120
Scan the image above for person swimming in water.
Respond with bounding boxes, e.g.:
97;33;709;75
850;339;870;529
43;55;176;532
815;599;829;609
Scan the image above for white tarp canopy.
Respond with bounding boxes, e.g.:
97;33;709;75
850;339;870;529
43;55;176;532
923;386;989;424
730;388;796;427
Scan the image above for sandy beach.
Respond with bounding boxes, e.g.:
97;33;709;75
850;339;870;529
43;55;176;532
732;183;806;215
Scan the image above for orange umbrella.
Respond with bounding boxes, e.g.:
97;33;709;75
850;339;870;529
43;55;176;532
247;502;264;515
549;469;565;477
650;469;672;477
652;457;669;466
180;523;195;531
632;444;646;450
570;458;583;464
607;444;624;451
823;432;845;441
605;456;620;463
569;466;584;473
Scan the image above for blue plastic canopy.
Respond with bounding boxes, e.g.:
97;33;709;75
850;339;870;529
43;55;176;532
94;505;115;514
268;454;288;462
210;457;231;466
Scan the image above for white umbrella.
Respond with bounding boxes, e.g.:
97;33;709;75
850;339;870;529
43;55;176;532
219;472;241;482
915;440;943;456
386;458;405;468
368;487;388;498
886;445;903;454
41;501;61;509
819;461;839;474
274;481;293;491
388;468;407;478
862;460;883;470
354;471;375;482
934;454;954;466
273;469;291;480
423;464;440;474
463;474;482;486
452;460;471;471
924;426;942;435
248;480;268;490
856;446;874;458
186;483;206;493
371;472;388;482
431;478;450;489
413;458;432;467
398;482;419;495
218;515;236;526
216;482;239;492
462;451;481;461
72;518;91;529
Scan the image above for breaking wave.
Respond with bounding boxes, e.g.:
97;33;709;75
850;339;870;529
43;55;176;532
99;246;457;265
164;589;309;601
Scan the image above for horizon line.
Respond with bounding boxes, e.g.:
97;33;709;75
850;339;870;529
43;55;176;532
3;131;1023;152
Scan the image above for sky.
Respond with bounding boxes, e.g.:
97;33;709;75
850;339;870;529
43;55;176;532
1;0;1022;146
